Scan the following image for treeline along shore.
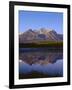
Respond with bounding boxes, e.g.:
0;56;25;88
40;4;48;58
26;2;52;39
19;41;63;50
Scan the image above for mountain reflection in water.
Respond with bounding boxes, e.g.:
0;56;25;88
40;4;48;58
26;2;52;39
19;48;63;79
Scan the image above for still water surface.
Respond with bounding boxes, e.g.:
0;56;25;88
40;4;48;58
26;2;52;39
19;48;63;79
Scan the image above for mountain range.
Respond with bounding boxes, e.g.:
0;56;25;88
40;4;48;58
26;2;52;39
19;28;63;43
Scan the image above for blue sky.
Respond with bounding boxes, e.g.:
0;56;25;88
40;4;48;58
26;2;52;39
19;11;63;34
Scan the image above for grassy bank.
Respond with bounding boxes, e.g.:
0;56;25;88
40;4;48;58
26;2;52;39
19;41;63;48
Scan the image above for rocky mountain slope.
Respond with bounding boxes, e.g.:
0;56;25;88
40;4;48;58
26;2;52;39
19;28;63;43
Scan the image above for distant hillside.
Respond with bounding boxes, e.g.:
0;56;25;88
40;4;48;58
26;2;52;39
19;28;63;43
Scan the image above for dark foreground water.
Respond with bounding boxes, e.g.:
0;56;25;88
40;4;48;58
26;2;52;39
19;48;63;79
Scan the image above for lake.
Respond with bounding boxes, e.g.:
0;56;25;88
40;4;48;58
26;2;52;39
19;48;63;79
